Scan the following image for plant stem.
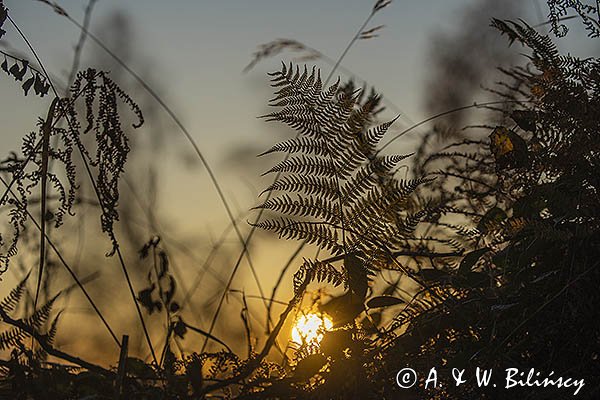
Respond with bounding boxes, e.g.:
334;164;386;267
8;14;158;363
378;100;533;152
0;303;113;376
324;10;375;86
0;176;121;347
59;10;270;316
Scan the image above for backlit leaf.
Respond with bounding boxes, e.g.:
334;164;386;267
366;295;404;308
22;76;35;96
477;207;507;233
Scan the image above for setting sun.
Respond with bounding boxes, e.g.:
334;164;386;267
0;0;596;398
291;312;334;346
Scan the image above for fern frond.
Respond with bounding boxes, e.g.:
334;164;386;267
0;294;58;351
492;19;560;67
0;326;27;351
258;136;330;157
45;310;62;346
0;271;30;313
359;116;400;155
28;293;59;330
293;258;347;296
256;63;424;269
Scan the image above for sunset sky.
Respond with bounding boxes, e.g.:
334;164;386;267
1;1;589;235
0;0;595;359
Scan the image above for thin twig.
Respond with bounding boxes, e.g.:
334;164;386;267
183;321;233;353
266;240;306;332
8;15;157;361
55;7;270;319
67;0;96;87
324;9;376;86
378;100;533;153
200;280;307;396
0;176;121;347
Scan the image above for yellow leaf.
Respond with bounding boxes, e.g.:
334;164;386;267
490;126;514;158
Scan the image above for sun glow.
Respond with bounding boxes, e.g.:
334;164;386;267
291;312;333;346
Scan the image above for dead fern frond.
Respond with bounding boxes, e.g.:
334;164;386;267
0;68;144;274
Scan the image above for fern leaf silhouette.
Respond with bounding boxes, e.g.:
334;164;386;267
255;63;430;293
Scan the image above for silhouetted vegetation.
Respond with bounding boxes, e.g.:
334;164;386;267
0;0;598;399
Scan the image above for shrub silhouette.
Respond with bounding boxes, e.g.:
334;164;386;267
0;1;598;399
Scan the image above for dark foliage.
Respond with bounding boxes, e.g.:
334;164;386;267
0;68;143;275
546;0;600;37
0;52;51;97
374;19;600;400
254;63;437;305
243;18;600;400
0;1;598;399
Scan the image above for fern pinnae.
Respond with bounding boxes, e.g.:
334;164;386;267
340;153;415;205
45;310;62;346
262;155;337;177
0;271;30;314
261;175;339;200
361;115;400;152
263;112;320;137
254;194;341;224
258;136;330;157
32;310;63;361
267;63;318;107
0;292;59;351
334;94;379;151
0;326;26;351
345;177;426;233
337;153;414;205
293;258;347;296
29;292;60;330
252;218;343;254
